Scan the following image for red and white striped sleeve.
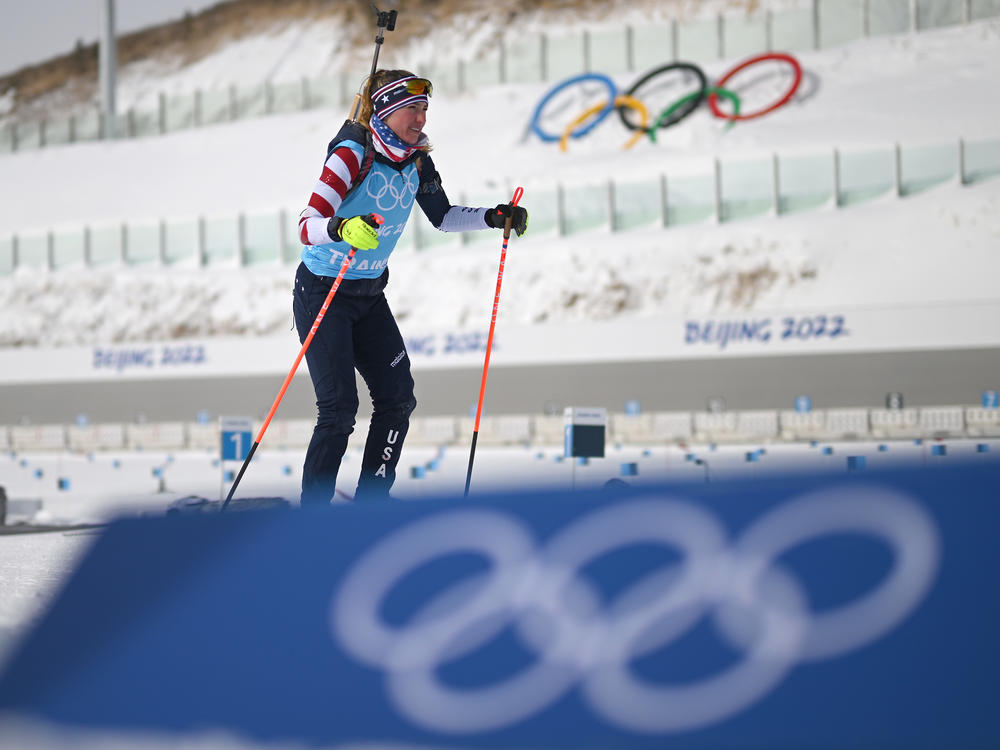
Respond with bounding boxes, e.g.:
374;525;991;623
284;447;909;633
297;142;365;246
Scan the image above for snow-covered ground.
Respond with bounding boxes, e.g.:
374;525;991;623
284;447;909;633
1;17;999;349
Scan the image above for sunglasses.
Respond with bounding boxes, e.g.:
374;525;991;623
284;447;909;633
400;77;433;97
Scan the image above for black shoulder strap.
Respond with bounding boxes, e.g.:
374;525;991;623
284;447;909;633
347;144;376;202
326;119;375;204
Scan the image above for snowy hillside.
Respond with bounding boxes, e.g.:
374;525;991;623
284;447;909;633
0;4;999;351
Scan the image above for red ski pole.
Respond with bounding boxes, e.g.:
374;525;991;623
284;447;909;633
221;214;382;511
464;187;524;498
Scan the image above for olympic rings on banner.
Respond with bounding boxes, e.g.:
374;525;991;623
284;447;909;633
530;72;617;143
331;490;940;734
708;52;802;121
648;88;741;142
618;62;708;132
530;52;803;149
560;95;649;153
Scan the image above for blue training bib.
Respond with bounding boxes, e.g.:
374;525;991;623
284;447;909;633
301;154;419;280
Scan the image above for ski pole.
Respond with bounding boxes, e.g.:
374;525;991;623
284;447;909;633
464;187;524;498
221;214;383;512
347;4;398;122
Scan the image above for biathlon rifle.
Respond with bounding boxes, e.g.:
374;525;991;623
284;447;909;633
347;3;398;122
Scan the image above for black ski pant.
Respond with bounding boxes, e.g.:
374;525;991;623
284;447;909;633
293;263;415;505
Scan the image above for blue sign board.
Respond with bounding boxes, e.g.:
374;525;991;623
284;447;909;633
220;416;252;462
983;390;999;409
1;460;999;749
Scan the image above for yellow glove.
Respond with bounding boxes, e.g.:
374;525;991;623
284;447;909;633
329;214;382;250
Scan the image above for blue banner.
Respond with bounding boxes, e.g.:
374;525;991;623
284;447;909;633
1;460;998;749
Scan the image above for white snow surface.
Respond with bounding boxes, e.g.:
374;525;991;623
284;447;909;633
0;14;999;347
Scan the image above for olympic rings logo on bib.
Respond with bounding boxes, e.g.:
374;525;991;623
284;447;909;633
365;168;419;211
330;487;939;734
531;53;803;152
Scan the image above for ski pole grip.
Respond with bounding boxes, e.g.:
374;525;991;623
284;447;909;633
502;187;524;239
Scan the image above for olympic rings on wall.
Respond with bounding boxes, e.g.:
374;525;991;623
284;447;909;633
618;62;708;132
530;73;618;143
560;95;649;152
649;88;740;142
531;52;803;150
709;52;802;121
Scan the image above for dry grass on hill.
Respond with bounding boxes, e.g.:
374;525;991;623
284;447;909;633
0;0;758;121
1;0;350;115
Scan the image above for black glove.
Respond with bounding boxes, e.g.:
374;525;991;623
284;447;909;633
327;214;381;250
485;203;528;237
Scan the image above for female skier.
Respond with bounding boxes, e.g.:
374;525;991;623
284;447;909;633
293;69;528;504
